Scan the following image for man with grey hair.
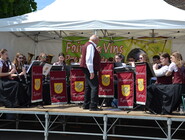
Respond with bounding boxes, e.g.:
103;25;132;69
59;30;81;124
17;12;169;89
80;35;102;111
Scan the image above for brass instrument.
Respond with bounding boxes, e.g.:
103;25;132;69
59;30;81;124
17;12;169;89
27;53;35;64
47;54;54;64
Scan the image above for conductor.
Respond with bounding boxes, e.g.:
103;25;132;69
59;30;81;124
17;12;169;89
80;35;102;111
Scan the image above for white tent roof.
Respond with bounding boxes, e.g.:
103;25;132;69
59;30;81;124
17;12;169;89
1;0;185;32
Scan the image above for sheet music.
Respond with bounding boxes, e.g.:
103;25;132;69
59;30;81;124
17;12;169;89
26;60;41;74
43;63;52;76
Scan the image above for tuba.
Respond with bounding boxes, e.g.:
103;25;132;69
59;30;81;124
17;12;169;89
47;54;54;64
27;53;35;64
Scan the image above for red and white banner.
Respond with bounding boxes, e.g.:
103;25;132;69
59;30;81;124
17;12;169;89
50;71;67;104
117;72;134;108
31;66;43;103
99;63;114;98
70;69;85;103
135;63;147;105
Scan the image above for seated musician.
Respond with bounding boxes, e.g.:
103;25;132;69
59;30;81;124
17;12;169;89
12;53;29;106
152;55;160;64
111;53;126;107
38;53;47;66
164;52;185;114
147;52;184;114
0;49;22;108
53;53;66;70
12;53;27;82
147;53;172;114
150;55;161;84
114;53;126;67
139;53;149;63
127;56;136;67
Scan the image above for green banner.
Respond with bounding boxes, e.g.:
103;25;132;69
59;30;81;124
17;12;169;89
62;36;171;64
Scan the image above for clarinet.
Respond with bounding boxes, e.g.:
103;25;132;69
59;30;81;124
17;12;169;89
7;58;22;82
20;62;28;84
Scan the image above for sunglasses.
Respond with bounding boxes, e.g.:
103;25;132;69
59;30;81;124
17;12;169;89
18;57;23;59
139;57;143;59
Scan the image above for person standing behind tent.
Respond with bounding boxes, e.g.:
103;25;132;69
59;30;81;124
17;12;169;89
80;35;102;111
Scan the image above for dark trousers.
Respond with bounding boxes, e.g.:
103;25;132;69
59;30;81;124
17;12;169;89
83;68;99;109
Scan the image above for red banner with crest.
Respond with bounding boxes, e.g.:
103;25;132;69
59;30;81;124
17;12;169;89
99;63;114;98
70;69;85;103
31;66;43;103
135;63;147;105
117;72;134;108
50;71;67;104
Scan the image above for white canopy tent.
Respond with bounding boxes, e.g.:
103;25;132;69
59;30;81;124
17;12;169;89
0;0;185;61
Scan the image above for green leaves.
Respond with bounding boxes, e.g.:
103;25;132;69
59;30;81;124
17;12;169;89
0;0;37;18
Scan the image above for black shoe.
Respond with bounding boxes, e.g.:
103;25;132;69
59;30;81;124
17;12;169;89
161;110;171;115
83;107;89;110
89;108;103;111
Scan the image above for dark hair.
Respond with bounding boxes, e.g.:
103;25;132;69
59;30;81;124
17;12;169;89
0;49;7;54
160;53;171;63
153;55;160;60
108;57;114;62
115;53;125;62
127;48;146;61
58;52;65;57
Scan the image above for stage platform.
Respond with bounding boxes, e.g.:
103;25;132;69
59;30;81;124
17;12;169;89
0;104;185;140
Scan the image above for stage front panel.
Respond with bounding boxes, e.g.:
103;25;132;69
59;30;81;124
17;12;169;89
31;66;43;103
50;71;67;104
135;64;147;105
118;72;134;108
70;69;85;103
99;63;114;98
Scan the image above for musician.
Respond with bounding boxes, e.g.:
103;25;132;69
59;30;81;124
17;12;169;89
53;53;70;103
147;53;172;113
38;53;47;66
0;49;21;108
152;55;160;64
139;53;149;62
147;52;184;114
80;35;101;111
114;53;126;67
152;53;172;84
12;53;26;81
53;53;66;70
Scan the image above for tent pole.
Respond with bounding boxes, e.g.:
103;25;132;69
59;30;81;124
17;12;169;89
94;30;98;35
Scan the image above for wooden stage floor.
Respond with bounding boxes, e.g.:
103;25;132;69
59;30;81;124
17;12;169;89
0;104;184;119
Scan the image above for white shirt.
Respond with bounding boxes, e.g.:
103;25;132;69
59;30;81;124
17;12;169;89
153;65;169;77
0;61;3;68
86;41;97;73
168;62;178;72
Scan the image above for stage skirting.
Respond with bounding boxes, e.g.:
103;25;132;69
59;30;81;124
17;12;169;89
0;105;185;140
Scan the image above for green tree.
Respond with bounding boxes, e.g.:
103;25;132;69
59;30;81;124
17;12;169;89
0;0;37;18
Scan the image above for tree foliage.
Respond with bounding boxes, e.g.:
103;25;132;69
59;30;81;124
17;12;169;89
0;0;37;18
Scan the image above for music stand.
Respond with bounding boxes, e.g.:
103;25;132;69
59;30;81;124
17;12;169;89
26;60;41;74
50;66;64;71
127;62;156;114
114;65;135;109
